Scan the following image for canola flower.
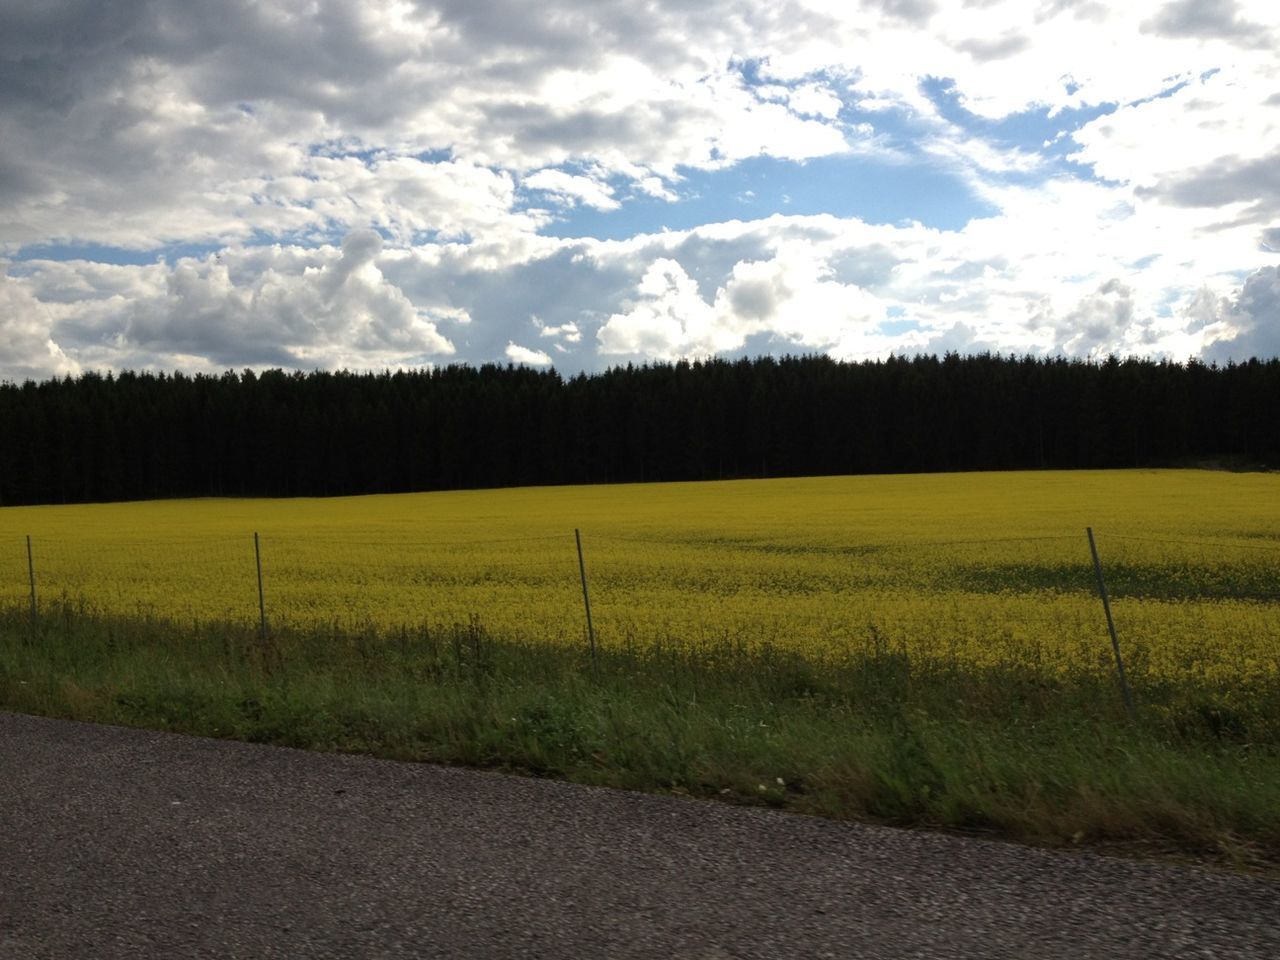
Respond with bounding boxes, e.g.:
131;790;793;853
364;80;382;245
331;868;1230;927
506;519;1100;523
2;470;1278;687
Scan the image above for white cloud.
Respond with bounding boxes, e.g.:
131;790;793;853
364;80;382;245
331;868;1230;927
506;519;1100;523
523;169;620;211
4;233;455;376
766;81;844;119
299;156;544;244
2;0;1279;379
0;264;81;382
634;176;680;201
0;1;865;256
1069;65;1280;198
5;203;1277;383
504;342;554;366
596;240;887;361
535;318;582;343
1046;279;1140;356
598;259;719;358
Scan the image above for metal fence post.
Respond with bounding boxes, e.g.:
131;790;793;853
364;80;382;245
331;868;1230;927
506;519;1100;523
26;534;37;625
1087;527;1137;722
575;528;598;678
254;532;268;641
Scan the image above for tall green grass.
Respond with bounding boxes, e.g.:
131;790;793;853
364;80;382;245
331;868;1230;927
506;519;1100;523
2;601;1277;873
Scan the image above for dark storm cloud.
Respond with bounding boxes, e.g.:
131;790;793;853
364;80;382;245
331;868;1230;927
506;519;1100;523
826;244;903;291
864;0;938;25
955;33;1032;61
664;232;777;301
483;102;684;157
1141;0;1276;49
381;242;641;371
1137;149;1280;225
1204;265;1280;362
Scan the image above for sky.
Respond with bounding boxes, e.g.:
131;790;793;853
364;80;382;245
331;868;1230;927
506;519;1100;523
1;0;1278;382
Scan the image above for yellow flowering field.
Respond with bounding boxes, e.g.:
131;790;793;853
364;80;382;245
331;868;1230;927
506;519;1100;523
2;470;1278;685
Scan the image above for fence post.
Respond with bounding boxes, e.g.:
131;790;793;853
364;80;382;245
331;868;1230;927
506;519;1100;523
26;534;37;625
575;528;598;678
254;532;268;642
1087;527;1137;722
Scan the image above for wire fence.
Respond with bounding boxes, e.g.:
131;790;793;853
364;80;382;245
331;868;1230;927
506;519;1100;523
6;527;1280;692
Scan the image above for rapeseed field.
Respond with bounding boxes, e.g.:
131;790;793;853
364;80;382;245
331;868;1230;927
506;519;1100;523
3;470;1278;688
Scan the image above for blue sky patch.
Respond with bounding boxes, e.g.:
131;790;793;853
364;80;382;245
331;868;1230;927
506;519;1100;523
10;241;227;266
919;75;1118;178
878;317;923;335
542;151;998;241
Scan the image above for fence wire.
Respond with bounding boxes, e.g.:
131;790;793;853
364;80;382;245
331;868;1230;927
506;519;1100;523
7;527;1279;686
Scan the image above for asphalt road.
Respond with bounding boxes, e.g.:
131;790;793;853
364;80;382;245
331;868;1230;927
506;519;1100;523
2;711;1277;959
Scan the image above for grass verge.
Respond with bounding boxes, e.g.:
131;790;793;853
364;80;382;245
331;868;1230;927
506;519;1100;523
2;601;1277;874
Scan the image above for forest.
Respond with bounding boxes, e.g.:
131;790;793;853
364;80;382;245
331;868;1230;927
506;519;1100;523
1;353;1277;506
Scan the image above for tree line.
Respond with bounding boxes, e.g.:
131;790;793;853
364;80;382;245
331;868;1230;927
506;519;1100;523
1;353;1277;505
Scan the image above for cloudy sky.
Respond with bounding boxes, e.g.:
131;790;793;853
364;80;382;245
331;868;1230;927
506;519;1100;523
2;0;1278;382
